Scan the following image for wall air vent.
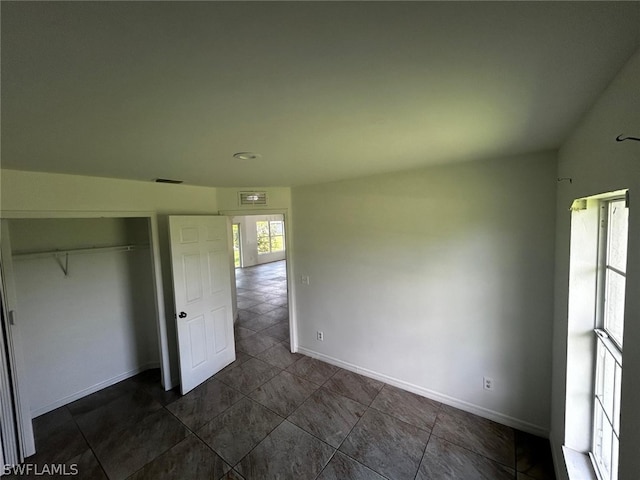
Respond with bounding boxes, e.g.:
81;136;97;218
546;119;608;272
239;191;267;206
155;178;183;184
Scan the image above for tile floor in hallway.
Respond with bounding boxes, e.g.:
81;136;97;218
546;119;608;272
17;260;556;480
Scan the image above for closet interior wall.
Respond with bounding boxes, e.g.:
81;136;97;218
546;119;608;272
8;217;159;417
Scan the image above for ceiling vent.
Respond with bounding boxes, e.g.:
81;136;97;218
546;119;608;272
239;191;267;206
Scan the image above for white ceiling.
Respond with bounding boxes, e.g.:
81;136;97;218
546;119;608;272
2;1;639;187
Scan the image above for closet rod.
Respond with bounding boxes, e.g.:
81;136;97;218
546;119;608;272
12;244;148;260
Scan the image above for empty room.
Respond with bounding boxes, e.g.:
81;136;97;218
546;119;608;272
1;2;639;480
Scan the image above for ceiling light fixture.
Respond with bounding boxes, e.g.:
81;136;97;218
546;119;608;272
233;152;262;160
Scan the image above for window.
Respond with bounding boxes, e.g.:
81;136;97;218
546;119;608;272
232;223;241;268
256;220;285;255
592;197;628;480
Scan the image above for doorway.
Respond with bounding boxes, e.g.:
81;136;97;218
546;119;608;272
231;214;291;355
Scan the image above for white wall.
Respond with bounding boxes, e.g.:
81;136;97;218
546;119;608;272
551;49;640;480
9;218;158;416
232;214;286;268
0;170;220;214
291;151;558;433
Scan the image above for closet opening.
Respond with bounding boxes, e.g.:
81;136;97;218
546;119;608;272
5;216;168;425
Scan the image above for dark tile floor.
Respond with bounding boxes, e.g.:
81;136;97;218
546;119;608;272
18;260;556;480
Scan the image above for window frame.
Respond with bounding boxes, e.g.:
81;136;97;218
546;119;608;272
591;196;628;480
232;223;242;268
256;220;285;255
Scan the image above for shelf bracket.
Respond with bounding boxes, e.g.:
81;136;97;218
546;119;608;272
55;253;69;277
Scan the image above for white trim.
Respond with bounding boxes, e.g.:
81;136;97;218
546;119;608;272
147;215;173;391
563;446;598;480
218;209;287;217
30;363;160;418
0;220;35;459
550;435;566;480
0;272;20;465
297;346;549;437
0;210;157;219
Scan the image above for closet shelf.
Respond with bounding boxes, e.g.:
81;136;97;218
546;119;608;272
12;244;149;277
12;244;149;260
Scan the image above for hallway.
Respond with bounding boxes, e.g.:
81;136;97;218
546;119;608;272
234;260;290;351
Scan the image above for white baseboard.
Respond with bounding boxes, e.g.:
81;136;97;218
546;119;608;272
297;346;549;438
31;362;160;418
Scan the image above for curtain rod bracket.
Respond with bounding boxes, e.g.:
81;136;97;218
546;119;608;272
55;253;69;277
557;177;573;184
616;134;640;143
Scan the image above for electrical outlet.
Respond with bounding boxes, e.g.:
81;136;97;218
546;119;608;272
301;275;310;285
317;331;324;341
483;377;494;391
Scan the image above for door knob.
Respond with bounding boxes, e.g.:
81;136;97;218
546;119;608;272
178;312;187;318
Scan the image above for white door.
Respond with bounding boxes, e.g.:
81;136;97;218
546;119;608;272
169;216;235;394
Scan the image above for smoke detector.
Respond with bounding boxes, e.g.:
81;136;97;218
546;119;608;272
233;152;262;160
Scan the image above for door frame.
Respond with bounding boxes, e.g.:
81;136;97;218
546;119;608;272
0;249;25;464
219;208;297;353
0;210;171;458
232;222;243;268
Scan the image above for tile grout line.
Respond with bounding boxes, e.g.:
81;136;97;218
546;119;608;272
224;395;285;476
305;369;391;479
224;352;353;479
69;383;187;480
65;404;110;480
411;402;446;480
120;391;203;479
